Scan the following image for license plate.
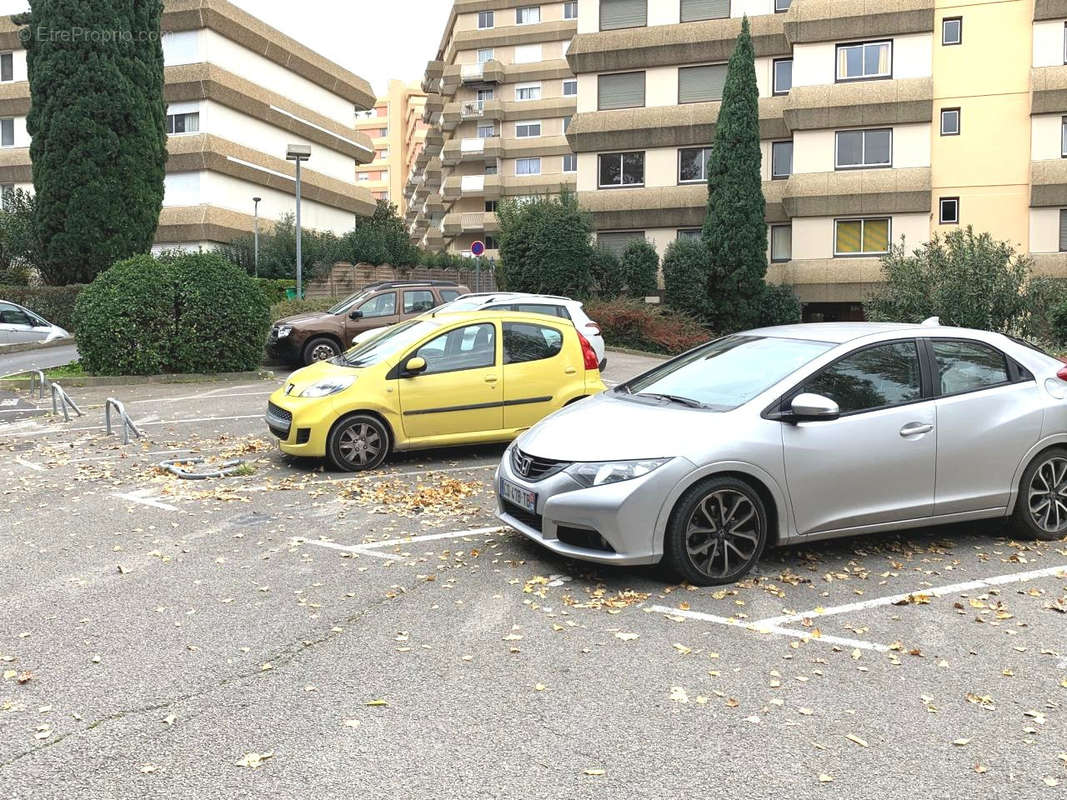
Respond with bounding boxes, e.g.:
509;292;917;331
500;478;537;514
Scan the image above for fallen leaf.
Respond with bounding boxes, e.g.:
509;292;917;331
343;719;360;728
669;686;689;703
818;774;834;783
235;751;274;769
139;764;156;774
672;643;692;655
1043;777;1060;788
974;764;988;774
365;699;388;707
953;738;971;746
584;769;605;776
615;632;639;642
845;734;868;748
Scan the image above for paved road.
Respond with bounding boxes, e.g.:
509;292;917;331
1;355;1065;799
0;343;78;376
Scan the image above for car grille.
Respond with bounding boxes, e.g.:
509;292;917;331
501;499;543;532
265;402;292;440
510;448;569;482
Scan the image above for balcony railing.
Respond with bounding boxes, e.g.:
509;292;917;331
461;100;485;119
460;175;485;193
460;137;486;154
460;63;485;83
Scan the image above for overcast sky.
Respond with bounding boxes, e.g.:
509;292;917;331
0;0;452;97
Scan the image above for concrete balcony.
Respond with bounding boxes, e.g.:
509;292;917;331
442;99;505;132
781;167;932;218
501;135;573;160
784;78;933;132
422;59;444;94
422;93;444;125
1032;66;1067;115
424;228;444;249
767;258;884;304
424;192;445;213
424;158;443;190
504;60;574;84
447;19;577;62
1036;0;1067;21
442;211;500;236
441;136;504;166
1031;158;1067;207
578;181;786;231
443;174;502;202
781;0;934;45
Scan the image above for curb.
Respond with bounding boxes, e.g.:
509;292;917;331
0;338;75;356
1;370;275;390
605;346;670;359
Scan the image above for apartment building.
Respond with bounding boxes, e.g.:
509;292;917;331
355;79;429;213
405;0;580;257
0;0;377;250
567;0;1066;321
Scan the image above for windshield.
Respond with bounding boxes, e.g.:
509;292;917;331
338;319;443;367
327;289;375;315
620;335;834;411
433;298;487;313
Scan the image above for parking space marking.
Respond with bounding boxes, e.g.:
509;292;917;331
298;525;505;561
234;463;499;494
113;489;179;512
755;562;1067;627
15;457;44;472
649;605;891;652
3;414;264;438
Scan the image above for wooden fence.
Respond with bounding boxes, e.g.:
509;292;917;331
305;262;497;299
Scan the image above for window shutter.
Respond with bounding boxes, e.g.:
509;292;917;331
600;0;647;30
597;231;644;257
680;0;729;22
678;64;727;104
598;72;645;110
1059;210;1067;253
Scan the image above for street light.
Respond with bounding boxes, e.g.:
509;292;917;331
252;197;261;278
286;144;312;298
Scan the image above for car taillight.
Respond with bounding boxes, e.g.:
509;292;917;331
1057;366;1067;381
585;322;601;335
578;333;599;371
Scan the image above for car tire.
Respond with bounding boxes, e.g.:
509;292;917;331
303;337;341;365
326;414;390;472
1009;447;1067;541
598;357;607;372
662;477;768;586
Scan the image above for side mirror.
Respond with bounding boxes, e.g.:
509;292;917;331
403;356;427;376
790;392;840;421
349;310;363;320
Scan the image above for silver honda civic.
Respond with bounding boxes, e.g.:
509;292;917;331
496;321;1067;585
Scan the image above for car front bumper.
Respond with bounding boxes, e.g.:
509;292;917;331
266;331;304;363
266;388;340;458
495;448;694;566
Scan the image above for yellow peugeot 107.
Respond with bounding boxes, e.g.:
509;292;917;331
265;310;607;471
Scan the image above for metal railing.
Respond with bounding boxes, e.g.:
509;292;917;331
104;398;141;445
461;100;485;119
0;369;48;400
50;382;82;421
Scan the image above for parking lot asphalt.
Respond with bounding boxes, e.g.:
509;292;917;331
1;350;1065;799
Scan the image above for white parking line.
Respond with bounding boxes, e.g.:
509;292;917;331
113;489;179;512
2;414;264;438
298;525;505;561
15;457;44;472
755;563;1067;627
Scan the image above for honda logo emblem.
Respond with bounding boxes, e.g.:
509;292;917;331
516;454;533;477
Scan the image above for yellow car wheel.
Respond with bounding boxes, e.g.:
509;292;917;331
327;413;391;472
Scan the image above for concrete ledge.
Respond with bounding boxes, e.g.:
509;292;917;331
0;338;74;357
1034;0;1067;22
0;370;275;390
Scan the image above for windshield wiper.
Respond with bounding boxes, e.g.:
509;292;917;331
635;392;705;408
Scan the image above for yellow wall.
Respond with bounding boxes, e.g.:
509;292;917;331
931;0;1032;250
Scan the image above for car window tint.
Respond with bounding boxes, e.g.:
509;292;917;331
403;290;436;314
440;290;460;302
933;340;1010;395
504;322;563;364
0;303;31;325
800;341;922;414
415;323;496;374
513;303;557;318
359;292;397;318
554;305;572;320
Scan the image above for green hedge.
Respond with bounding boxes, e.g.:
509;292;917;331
256;278;294;305
269;297;337;321
0;284;85;330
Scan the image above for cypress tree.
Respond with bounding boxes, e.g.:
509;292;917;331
702;16;766;333
15;0;167;285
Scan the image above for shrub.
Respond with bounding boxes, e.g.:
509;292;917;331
620;239;660;298
590;247;624;299
756;283;802;327
0;284;84;330
269;297;338;321
498;192;594;297
662;237;710;319
585;299;710;356
256;278;294;305
74;251;270;376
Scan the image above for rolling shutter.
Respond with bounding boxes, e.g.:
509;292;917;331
680;0;730;22
678;64;728;104
1058;210;1067;253
597;231;644;257
598;72;645;110
600;0;647;30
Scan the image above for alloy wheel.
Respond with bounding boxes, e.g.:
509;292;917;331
684;489;761;580
338;422;382;467
1027;456;1067;534
310;343;337;362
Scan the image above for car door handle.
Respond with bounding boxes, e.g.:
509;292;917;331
899;422;933;437
564;366;577;375
485;375;498;384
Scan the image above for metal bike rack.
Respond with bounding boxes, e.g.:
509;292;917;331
50;382;83;421
0;369;48;400
158;457;246;480
104;398;141;444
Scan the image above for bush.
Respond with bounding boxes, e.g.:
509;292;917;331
620;239;660;298
590;247;623;299
0;284;84;330
585;299;710;356
269;297;338;321
74;251;270;376
756;283;802;327
662;237;710;318
498;192;594;297
256;278;294;305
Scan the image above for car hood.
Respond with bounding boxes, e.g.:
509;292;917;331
516;392;726;462
275;312;336;327
42;325;70;342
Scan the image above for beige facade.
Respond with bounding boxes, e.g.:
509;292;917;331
566;0;1067;319
405;0;579;256
354;80;429;214
0;0;377;250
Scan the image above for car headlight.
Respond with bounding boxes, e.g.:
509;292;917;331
298;376;355;397
275;325;293;339
565;458;670;488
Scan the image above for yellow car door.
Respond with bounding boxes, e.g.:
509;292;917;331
398;321;504;440
500;319;579;430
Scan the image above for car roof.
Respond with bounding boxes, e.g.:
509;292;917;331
745;321;996;344
428;309;575;326
456;292;575;304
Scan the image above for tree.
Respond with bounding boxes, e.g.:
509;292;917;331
16;1;167;285
222;214;338;280
497;192;594;297
590;246;624;299
620;238;659;298
866;226;1061;338
662;236;711;319
702;16;767;333
0;189;41;284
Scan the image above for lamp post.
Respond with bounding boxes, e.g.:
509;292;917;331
252;196;261;278
286;144;312;298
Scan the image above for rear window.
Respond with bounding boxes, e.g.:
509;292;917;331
504;322;564;364
440;290;460;302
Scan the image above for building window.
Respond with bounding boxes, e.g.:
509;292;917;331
677;229;702;240
835;218;891;256
478;10;494;29
1062;117;1067;157
1059;209;1067;252
515;82;542;101
515;120;542;138
678;64;728;104
600;0;647;31
597;230;645;255
485;200;498;212
516;5;541;24
564;1;578;19
516;157;541;175
477;124;497;138
942;17;962;46
836;40;891;82
478;48;494;64
772;58;792;95
939;197;959;225
564;115;572;132
485;163;498;175
563;153;577;172
0;184;13;211
771;140;793;179
477;88;495;101
770;225;792;262
357;173;370;182
165;112;199;135
940;107;960;136
0;118;13;147
678;146;711;184
513;44;542;63
485;235;499;250
598;151;645;188
680;0;729;23
598;71;645;110
563;79;577;96
774;0;791;11
0;53;12;83
835;128;892;169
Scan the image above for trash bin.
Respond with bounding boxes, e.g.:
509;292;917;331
284;287;299;300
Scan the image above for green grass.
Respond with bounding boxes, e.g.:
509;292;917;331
1;360;85;381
